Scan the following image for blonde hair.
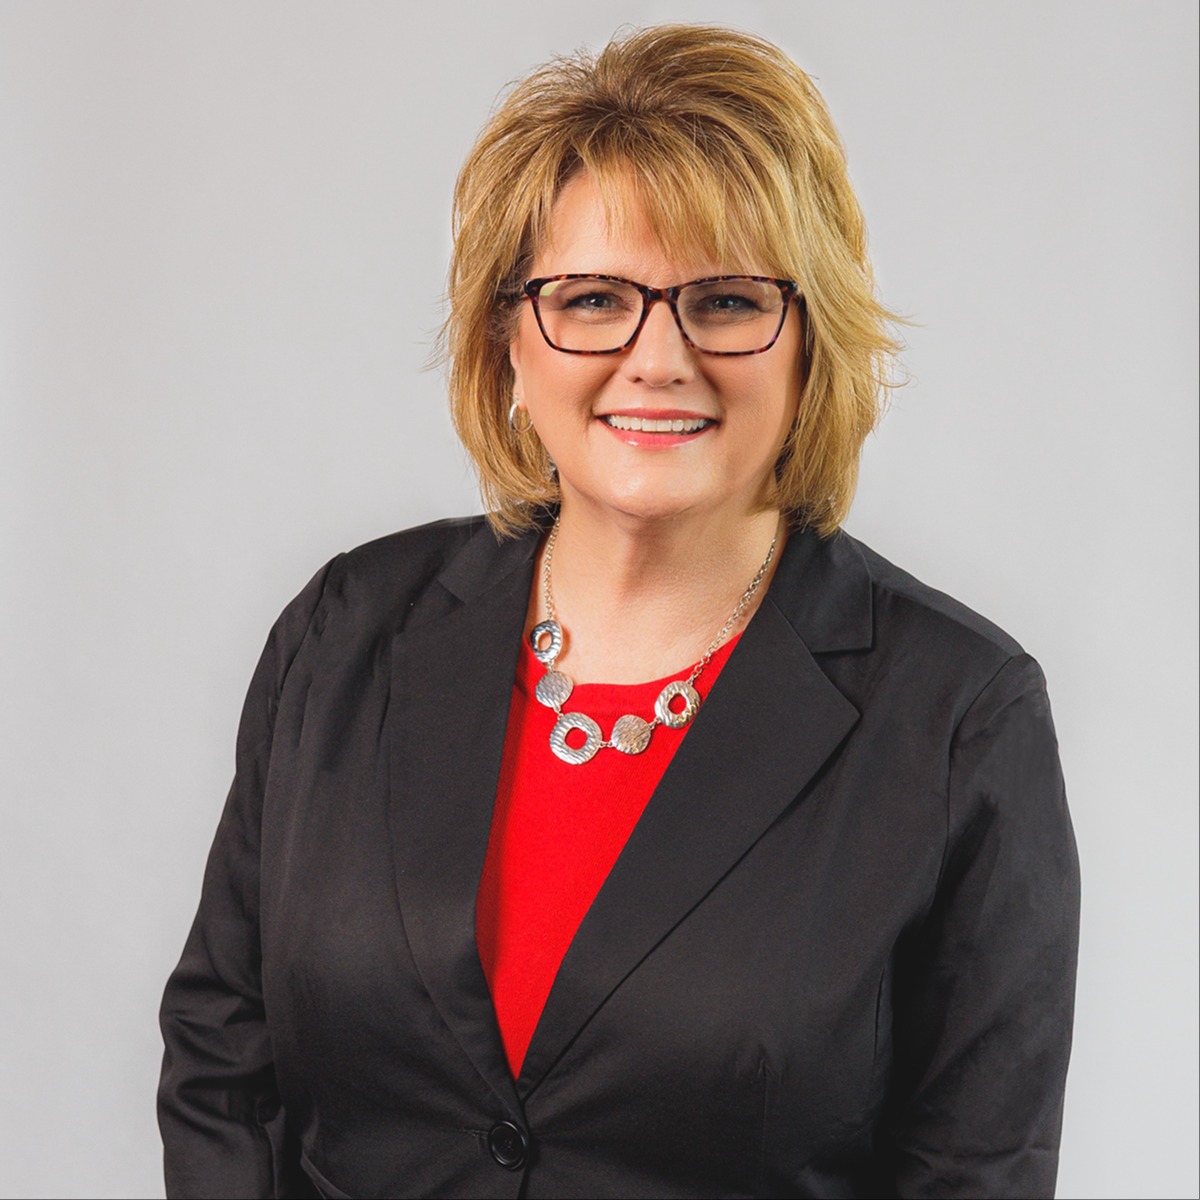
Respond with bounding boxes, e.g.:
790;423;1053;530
444;23;900;537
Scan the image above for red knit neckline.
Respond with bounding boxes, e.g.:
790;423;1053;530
515;632;742;718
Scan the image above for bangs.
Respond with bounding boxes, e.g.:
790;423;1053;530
528;130;795;281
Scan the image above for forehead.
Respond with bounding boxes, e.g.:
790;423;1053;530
531;168;771;281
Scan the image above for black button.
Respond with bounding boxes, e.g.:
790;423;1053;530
487;1120;529;1170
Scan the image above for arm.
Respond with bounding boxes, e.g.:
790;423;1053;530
158;560;337;1199
888;654;1081;1199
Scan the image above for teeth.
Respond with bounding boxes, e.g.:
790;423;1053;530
604;415;710;433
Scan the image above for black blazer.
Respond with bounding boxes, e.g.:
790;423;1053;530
159;516;1079;1199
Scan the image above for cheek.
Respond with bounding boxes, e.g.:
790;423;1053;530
765;359;803;435
524;356;614;420
724;368;800;441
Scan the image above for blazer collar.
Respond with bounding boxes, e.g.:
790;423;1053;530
386;516;873;1112
764;524;874;654
434;517;543;607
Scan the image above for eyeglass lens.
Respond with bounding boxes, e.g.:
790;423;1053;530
534;277;787;353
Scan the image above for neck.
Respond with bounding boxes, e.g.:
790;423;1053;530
532;498;786;684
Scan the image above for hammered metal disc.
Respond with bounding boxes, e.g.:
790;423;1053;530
535;669;573;709
611;714;653;755
654;680;701;729
549;712;603;765
529;619;563;665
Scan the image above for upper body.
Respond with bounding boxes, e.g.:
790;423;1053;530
159;515;1078;1199
159;23;1079;1199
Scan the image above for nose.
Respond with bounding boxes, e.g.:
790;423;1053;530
621;297;695;386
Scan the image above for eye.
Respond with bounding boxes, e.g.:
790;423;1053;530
680;280;780;326
538;279;640;322
704;293;759;313
565;290;624;311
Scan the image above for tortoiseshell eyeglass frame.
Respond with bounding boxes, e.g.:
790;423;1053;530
521;274;800;356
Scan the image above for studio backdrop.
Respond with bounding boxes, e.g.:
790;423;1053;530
0;3;1196;1198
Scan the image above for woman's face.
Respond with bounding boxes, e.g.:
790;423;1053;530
509;172;803;529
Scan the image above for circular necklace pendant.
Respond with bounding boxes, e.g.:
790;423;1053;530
529;619;563;665
611;714;653;755
655;680;701;729
549;712;603;764
535;669;573;709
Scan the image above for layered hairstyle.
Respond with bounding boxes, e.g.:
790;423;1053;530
444;23;899;537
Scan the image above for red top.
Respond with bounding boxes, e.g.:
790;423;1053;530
475;633;741;1078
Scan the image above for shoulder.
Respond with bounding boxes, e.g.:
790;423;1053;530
255;516;494;684
857;533;1042;722
296;512;541;647
777;527;1024;662
849;534;1024;660
328;514;490;596
778;528;1040;732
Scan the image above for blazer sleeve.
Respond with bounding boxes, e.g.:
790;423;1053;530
157;559;338;1200
888;653;1081;1199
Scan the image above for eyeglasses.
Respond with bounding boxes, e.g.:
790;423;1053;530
522;274;799;356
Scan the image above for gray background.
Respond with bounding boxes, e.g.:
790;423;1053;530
1;3;1196;1197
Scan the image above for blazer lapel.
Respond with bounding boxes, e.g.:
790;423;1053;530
385;522;540;1116
516;528;871;1098
384;518;874;1111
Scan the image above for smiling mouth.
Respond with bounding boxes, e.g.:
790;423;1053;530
601;415;714;434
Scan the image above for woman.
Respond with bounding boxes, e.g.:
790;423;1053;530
159;25;1079;1199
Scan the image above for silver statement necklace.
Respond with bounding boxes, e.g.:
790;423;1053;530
528;519;779;765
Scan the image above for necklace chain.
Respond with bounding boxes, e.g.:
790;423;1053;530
531;517;779;764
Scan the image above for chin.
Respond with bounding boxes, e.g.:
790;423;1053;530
559;457;757;526
582;483;717;526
